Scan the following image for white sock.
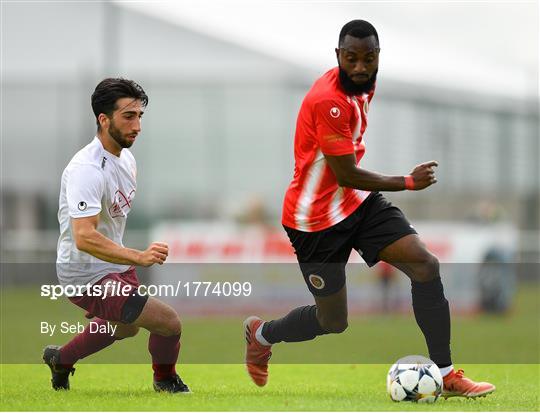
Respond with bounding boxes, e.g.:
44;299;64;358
255;323;271;346
439;365;454;377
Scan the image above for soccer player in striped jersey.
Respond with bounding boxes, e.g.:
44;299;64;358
244;20;495;399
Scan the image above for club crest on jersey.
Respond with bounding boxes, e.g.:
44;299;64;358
77;201;87;211
109;189;135;218
329;107;340;118
308;274;325;290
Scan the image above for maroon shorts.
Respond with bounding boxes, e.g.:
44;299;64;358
69;266;148;323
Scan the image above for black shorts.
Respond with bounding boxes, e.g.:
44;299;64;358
284;192;417;297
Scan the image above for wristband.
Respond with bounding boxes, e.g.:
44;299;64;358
404;175;415;190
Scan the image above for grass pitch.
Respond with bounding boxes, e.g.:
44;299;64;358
1;285;538;410
1;363;538;411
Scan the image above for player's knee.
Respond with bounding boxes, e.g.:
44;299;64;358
126;325;140;337
414;253;440;282
319;317;348;334
113;324;140;339
161;312;182;337
170;316;182;336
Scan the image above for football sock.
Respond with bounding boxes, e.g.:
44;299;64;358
148;333;180;381
439;365;454;377
59;318;118;367
411;277;452;367
261;305;327;344
255;324;272;346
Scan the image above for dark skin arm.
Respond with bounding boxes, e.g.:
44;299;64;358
325;153;438;191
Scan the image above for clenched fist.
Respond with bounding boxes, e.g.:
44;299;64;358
137;242;169;266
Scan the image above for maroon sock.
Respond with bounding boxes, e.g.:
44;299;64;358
59;319;117;368
148;333;180;381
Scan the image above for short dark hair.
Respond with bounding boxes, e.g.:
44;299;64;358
339;20;379;47
91;78;148;127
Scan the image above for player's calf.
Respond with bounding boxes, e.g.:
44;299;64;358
43;345;75;390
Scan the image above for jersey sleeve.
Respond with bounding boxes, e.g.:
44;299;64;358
314;99;354;156
66;164;104;218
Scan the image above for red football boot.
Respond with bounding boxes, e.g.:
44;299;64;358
244;316;272;387
443;369;496;398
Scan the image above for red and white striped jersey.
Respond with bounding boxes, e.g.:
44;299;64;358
282;67;375;232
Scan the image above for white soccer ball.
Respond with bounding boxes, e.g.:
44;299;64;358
386;355;443;403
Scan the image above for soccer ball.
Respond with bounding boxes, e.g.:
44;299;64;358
386;355;443;403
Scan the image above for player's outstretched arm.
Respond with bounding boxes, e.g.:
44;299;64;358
71;215;168;266
325;153;438;191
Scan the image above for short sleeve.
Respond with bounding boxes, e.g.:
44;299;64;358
66;164;104;218
314;99;354;156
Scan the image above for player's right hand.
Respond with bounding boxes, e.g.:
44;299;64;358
409;161;438;190
138;242;169;266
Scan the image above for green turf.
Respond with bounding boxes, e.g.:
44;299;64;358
1;285;538;410
1;364;538;411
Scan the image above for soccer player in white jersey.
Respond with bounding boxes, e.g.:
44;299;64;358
44;78;189;393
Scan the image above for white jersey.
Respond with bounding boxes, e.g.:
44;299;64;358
56;137;137;287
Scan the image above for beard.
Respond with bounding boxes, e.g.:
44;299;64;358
338;66;378;96
108;121;133;149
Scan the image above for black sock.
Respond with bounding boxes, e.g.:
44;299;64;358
261;305;327;344
411;277;452;367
